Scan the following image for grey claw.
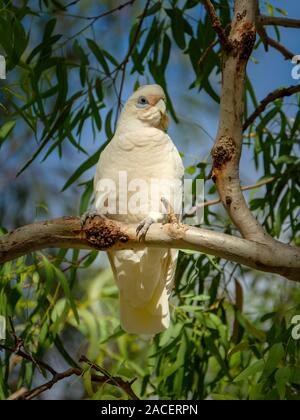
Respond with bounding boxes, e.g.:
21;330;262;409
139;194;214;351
80;210;102;228
136;217;154;242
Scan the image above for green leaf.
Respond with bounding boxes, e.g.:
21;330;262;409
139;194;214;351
228;342;250;358
27;35;62;64
54;267;79;324
191;295;210;302
161;34;171;72
100;326;125;344
105;109;114;139
275;367;291;400
62;146;103;191
87;39;110;76
290;367;300;385
179;305;203;312
165;8;186;50
212;394;239;400
88;87;102;130
0;121;16;143
54;335;80;368
275;7;288;16
135;18;158;69
263;343;285;375
238;314;266;342
0;16;28;69
145;1;162;16
234;360;265;382
79;180;94;214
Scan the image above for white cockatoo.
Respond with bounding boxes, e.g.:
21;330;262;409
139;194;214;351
82;84;184;335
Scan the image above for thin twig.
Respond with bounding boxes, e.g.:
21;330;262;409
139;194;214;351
185;177;276;215
64;0;81;8
259;15;300;29
255;9;269;51
0;343;57;376
79;355;139;400
254;1;295;58
198;39;218;70
201;0;232;51
70;0;136;24
76;0;136;21
7;388;28;400
62;252;92;272
264;35;295;60
1;340;139;400
58;1;137;49
197;23;230;70
22;369;78;400
243;85;300;131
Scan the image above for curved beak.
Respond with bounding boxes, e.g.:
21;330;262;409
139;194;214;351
156;98;169;130
156;98;166;115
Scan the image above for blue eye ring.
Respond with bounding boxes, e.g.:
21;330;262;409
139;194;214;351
136;96;149;108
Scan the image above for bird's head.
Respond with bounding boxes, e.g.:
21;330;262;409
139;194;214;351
119;84;169;131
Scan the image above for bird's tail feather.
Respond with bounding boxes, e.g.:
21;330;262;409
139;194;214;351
108;248;177;335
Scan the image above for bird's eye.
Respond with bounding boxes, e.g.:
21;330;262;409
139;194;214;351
136;96;149;108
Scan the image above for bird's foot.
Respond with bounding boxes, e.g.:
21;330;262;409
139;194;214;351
161;197;179;225
80;209;106;228
136;217;155;242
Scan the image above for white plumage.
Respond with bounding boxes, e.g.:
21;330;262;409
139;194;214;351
93;84;184;334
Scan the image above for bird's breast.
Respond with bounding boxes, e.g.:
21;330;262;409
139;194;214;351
94;128;183;223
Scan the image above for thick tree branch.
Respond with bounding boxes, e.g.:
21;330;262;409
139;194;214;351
0;216;299;282
210;0;270;243
207;0;300;277
259;15;300;29
243;84;300;131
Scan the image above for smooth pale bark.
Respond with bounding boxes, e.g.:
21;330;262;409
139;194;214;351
0;216;299;282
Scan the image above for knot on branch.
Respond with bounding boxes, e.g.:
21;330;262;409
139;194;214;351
82;216;129;249
233;22;256;60
212;135;236;171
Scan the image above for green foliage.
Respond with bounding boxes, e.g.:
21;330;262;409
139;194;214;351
0;0;299;400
